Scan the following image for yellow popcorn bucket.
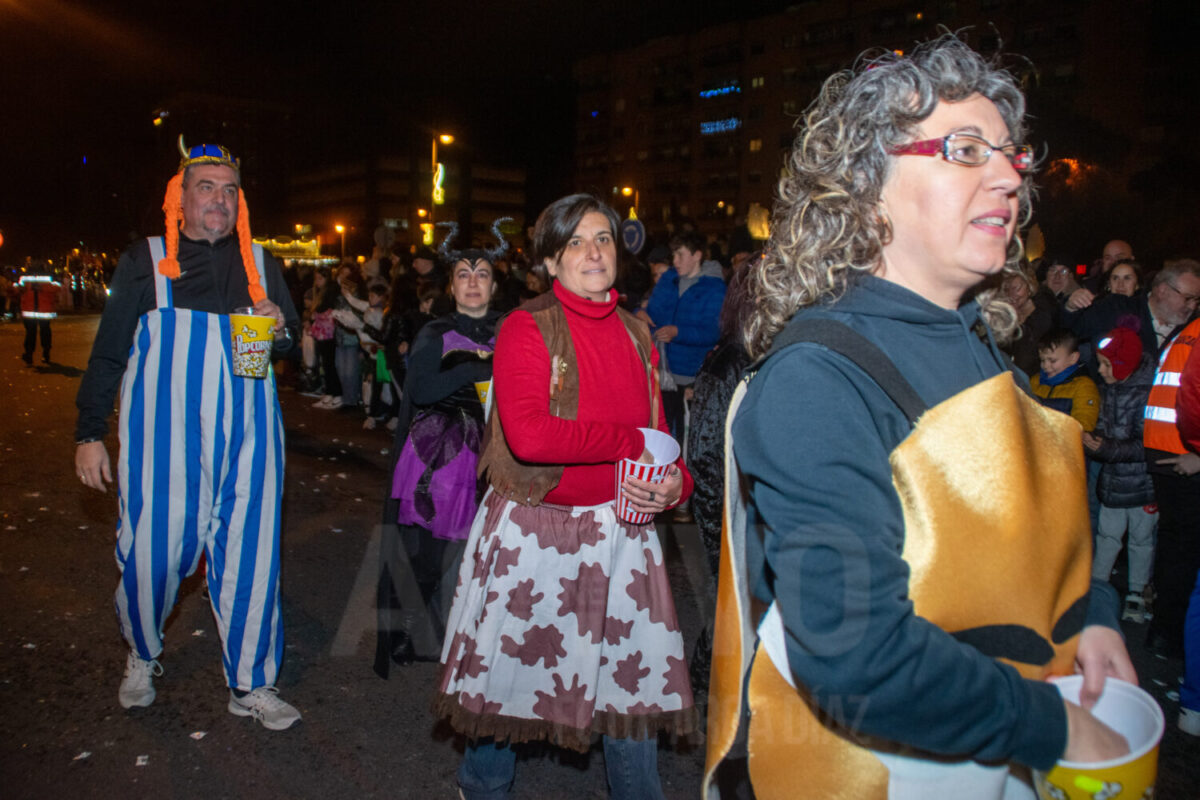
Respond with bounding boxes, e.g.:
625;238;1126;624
1034;675;1164;800
474;379;492;406
230;308;275;379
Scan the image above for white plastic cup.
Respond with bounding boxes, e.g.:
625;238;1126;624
614;427;681;525
1033;675;1164;800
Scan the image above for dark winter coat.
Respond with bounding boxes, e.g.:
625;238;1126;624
686;338;751;579
1090;353;1157;508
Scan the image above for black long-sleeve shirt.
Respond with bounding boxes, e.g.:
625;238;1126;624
75;234;300;440
403;311;499;408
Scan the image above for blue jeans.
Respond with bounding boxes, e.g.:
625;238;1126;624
458;737;665;800
1182;566;1200;712
334;344;362;407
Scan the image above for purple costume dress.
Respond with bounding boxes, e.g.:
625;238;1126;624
391;311;498;540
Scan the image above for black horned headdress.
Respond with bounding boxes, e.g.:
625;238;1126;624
436;217;514;267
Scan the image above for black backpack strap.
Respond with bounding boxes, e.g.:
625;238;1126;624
764;317;927;425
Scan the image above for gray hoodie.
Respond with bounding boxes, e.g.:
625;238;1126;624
733;273;1119;770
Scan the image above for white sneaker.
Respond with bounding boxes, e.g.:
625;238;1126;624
325;396;343;410
228;687;302;730
312;395;333;408
1121;593;1147;623
1180;707;1200;737
119;652;163;709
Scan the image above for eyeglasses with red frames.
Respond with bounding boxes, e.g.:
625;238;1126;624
889;133;1034;173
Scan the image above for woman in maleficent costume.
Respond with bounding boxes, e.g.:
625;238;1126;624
374;221;507;671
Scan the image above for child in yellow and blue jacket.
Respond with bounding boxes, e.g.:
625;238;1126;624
1030;328;1100;431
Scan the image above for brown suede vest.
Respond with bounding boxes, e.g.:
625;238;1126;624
477;291;657;506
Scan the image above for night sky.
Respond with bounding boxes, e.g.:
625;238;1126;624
4;1;1198;262
0;0;784;258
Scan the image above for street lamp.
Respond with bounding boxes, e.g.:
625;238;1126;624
621;186;639;219
335;224;345;259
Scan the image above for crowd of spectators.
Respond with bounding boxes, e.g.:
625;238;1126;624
274;221;1200;748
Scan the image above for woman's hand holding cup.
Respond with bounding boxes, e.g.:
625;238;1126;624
622;466;682;515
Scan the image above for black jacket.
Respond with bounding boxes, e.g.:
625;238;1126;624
1091;353;1157;508
685;338;750;578
1064;292;1159;370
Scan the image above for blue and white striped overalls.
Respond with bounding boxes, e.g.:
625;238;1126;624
114;237;285;691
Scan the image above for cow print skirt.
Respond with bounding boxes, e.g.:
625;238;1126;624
433;488;698;752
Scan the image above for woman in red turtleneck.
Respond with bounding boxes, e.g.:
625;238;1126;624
435;195;696;800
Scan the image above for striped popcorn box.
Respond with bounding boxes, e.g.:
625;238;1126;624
615;428;680;525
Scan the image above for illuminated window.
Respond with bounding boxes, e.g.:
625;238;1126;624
782;100;798;115
751;76;765;89
749;138;763;152
637;150;649;161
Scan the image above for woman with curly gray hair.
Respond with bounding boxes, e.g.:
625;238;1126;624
705;35;1135;799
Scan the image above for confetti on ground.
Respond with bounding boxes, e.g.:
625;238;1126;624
73;751;91;761
354;497;362;502
380;449;389;455
23;643;36;649
78;525;88;530
136;755;149;767
332;438;340;443
189;731;206;740
38;507;48;511
331;528;343;533
5;525;15;531
337;473;347;479
19;566;28;572
25;492;40;498
192;630;205;637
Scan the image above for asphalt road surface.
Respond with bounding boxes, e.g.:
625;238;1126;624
1;314;1196;799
